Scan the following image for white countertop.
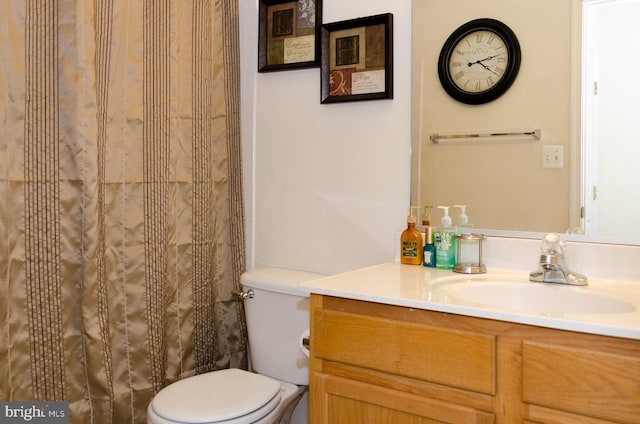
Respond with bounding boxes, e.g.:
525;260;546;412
300;262;640;340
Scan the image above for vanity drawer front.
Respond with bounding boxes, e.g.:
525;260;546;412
313;308;496;394
522;341;640;424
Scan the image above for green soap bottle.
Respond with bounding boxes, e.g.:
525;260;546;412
434;206;457;270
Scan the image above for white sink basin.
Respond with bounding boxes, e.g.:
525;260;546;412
432;275;636;315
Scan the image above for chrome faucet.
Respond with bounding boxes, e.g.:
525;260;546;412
529;233;588;286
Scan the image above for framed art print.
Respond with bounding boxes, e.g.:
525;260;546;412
321;13;393;103
258;0;322;72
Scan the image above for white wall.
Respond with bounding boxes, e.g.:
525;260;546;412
240;1;413;275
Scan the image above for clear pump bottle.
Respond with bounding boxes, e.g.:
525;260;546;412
454;204;467;226
454;205;472;233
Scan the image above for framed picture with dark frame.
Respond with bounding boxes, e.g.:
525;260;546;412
258;0;322;72
321;13;393;103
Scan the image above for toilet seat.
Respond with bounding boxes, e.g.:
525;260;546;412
149;368;282;424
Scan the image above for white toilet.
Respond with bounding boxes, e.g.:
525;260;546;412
147;267;323;424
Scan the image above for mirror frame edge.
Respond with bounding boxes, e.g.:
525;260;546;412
409;0;639;246
569;0;583;233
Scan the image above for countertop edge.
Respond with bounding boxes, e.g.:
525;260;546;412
300;262;640;341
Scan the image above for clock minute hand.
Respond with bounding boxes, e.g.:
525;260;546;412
472;52;505;65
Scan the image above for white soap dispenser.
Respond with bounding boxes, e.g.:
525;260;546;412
434;206;457;270
454;205;470;232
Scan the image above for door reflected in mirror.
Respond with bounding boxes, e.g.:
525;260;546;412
582;0;640;241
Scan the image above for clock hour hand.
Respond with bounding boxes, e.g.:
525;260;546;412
470;61;501;77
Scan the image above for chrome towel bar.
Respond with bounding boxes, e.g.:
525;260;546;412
430;129;541;143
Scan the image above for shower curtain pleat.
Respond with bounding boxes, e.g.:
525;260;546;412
23;0;67;403
0;1;248;422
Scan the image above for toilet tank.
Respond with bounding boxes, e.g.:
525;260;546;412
241;267;325;386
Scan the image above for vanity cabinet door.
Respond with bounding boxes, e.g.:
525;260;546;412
309;294;498;424
312;372;495;424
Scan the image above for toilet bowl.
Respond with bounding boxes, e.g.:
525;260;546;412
147;267;324;424
146;369;305;424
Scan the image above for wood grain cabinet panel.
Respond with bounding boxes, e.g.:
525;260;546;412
522;341;640;424
309;294;640;424
313;308;496;394
315;373;495;424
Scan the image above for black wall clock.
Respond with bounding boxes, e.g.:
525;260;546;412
437;18;521;105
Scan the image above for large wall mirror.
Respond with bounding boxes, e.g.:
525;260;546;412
411;0;640;245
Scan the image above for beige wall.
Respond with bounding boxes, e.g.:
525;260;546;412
412;0;575;232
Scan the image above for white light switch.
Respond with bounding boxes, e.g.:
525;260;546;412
542;145;563;169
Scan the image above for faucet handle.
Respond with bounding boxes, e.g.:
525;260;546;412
541;233;565;256
531;233;588;286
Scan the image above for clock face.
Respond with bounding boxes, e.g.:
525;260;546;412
449;30;509;94
438;19;521;105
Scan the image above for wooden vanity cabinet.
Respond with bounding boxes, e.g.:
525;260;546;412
309;294;640;424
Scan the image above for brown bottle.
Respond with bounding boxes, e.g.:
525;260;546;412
400;207;423;265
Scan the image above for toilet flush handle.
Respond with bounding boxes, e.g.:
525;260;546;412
231;288;254;300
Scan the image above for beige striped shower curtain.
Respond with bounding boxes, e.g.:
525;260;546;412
0;1;247;422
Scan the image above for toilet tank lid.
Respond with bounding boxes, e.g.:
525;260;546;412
241;267;325;296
